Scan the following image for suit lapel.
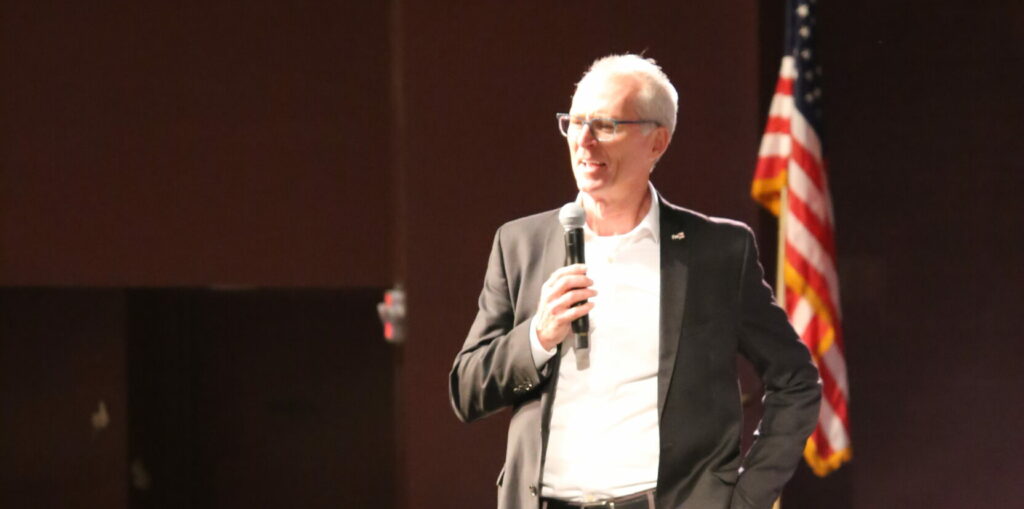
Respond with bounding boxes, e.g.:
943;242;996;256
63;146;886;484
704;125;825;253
657;202;690;421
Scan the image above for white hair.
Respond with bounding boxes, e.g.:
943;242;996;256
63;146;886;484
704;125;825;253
575;54;679;136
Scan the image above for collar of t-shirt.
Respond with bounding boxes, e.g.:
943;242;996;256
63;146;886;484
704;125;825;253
577;182;661;246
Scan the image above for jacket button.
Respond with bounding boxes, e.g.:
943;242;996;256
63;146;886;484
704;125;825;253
529;485;537;496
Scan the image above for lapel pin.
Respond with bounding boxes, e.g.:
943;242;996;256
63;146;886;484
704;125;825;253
671;231;686;240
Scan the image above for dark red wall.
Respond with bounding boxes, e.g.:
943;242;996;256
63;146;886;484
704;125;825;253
0;1;393;286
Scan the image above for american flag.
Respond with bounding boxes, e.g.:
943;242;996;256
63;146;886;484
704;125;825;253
752;0;851;477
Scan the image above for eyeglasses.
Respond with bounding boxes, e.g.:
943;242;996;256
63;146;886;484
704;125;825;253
556;113;660;142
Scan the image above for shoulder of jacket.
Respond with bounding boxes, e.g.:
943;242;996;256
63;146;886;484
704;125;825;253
659;198;753;238
495;208;560;239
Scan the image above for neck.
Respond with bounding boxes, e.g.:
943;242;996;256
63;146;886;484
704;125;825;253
582;186;652;236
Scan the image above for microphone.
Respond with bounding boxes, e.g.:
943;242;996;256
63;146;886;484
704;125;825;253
558;202;589;350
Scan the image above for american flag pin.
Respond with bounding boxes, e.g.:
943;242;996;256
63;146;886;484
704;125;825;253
671;231;686;240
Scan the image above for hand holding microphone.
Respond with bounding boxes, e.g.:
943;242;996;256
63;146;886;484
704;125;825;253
534;203;595;352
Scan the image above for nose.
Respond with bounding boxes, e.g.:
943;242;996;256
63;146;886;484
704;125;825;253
577;121;599;146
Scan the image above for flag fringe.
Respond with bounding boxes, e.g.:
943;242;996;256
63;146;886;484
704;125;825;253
804;438;852;477
751;173;787;216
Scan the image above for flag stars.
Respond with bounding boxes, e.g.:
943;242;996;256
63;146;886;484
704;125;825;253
800;25;811;38
801;48;812;60
796;4;810;17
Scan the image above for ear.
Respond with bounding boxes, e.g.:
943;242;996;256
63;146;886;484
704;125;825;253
649;126;671;161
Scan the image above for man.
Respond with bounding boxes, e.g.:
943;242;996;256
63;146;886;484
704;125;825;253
449;54;821;509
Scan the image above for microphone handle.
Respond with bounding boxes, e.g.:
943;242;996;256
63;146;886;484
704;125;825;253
564;228;589;349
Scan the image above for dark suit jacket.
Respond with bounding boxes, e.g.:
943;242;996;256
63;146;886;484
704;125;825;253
449;196;821;509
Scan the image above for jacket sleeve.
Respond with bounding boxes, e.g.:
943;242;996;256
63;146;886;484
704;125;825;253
732;227;822;509
449;227;553;423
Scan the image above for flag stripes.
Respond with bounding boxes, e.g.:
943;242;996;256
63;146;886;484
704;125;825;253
752;1;852;476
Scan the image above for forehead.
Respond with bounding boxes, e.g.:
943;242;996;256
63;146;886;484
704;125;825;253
570;73;641;116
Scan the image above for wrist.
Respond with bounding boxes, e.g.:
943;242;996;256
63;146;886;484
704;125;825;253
529;316;558;369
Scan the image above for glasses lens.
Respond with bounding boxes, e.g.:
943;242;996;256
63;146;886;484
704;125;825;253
558;115;571;137
557;115;619;141
590;119;616;140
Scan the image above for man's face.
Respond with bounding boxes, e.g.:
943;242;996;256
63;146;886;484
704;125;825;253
567;74;669;204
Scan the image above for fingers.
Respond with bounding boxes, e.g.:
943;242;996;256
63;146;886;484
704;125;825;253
536;300;594;350
541;264;594;306
543;265;593;294
549;275;594;296
549;287;597;312
556;300;595;322
536;264;596;349
543;264;589;286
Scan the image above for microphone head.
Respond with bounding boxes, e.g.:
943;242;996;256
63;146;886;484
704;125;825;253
558;202;586;231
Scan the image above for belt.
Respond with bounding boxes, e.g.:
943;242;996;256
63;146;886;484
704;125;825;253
541;488;656;509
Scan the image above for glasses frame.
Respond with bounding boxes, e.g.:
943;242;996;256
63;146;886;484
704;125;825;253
556;113;660;142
